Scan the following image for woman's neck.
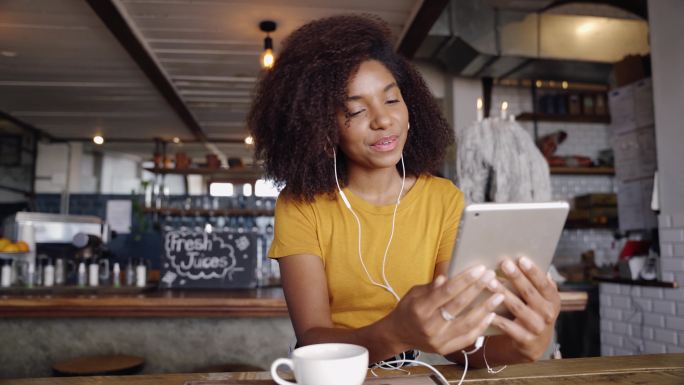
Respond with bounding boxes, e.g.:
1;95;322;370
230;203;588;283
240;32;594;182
346;165;415;206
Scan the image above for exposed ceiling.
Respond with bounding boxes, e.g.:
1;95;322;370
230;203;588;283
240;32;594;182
0;0;425;162
0;0;651;164
416;0;649;82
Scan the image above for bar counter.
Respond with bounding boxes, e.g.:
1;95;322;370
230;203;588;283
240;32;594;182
0;288;587;378
0;287;289;318
3;353;683;384
0;288;588;318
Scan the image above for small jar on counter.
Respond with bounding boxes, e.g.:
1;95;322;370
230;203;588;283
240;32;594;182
43;258;55;287
135;259;147;288
1;259;12;288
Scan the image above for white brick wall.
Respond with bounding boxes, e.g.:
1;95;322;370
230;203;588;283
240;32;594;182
600;213;684;355
491;85;619;268
492;85;613;159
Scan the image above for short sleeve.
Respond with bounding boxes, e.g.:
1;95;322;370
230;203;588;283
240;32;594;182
436;187;465;264
268;196;323;261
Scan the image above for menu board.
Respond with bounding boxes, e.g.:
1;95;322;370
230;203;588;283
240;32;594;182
160;229;257;289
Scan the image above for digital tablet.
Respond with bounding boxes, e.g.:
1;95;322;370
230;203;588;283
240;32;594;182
447;201;569;335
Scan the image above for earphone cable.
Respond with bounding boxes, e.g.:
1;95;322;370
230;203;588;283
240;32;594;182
333;148;404;302
379;155;406;298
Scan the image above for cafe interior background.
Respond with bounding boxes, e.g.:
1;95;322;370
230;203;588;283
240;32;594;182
0;0;682;379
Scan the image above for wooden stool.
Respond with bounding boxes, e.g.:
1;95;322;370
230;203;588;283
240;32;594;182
52;355;145;376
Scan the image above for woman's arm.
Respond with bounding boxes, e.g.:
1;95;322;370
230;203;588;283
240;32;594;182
279;254;502;363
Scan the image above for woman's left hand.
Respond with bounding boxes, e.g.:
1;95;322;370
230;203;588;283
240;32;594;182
490;256;561;362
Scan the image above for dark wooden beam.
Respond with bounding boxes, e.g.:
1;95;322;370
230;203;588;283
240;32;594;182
397;0;450;59
85;0;208;143
0;110;52;140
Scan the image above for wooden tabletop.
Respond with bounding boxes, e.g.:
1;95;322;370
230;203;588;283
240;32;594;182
3;353;682;385
0;288;587;318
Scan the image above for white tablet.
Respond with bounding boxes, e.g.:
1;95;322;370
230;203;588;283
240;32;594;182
447;201;569;335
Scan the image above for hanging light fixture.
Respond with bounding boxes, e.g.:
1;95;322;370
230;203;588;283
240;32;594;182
259;20;277;70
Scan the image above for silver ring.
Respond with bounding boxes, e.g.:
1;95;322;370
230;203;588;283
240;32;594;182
440;307;455;322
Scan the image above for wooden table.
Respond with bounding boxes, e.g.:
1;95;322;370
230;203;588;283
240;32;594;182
4;354;682;385
0;288;587;317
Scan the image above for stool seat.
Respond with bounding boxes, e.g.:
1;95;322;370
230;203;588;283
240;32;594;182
52;354;145;376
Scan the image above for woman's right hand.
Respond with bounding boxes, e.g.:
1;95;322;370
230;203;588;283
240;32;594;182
388;265;503;355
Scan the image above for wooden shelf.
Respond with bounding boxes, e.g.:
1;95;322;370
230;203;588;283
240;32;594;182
550;166;615;175
517;112;611;124
143;208;274;216
144;167;264;183
0;285;156;295
594;276;679;288
564;220;617;230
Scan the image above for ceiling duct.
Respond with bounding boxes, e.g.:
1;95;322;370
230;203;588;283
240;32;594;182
416;0;650;82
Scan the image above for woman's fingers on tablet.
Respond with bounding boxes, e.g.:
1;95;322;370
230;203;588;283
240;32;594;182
439;311;496;355
440;270;500;320
516;256;561;324
499;285;546;335
435;292;502;353
500;258;547;311
426;265;488;314
517;256;559;302
491;316;536;348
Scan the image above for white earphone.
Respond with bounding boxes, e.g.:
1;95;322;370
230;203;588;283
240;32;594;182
332;132;407;302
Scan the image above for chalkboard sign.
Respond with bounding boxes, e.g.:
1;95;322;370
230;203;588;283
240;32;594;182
160;229;258;289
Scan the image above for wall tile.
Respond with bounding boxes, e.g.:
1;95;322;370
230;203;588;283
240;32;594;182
644;341;667;354
671;214;684;228
641;287;664;299
633;297;652;312
601;345;614;356
664;287;684;301
642;327;654;340
661;229;684;243
661;257;684;273
614;347;633;356
600;319;613;332
603;332;623;347
666;316;684;331
600;294;612;307
661;244;674;257
612;321;629;335
612;295;632;310
653;299;677;315
602;284;621;295
602;307;623;321
678;303;684;316
659;214;672;228
654;329;678;344
643;313;665;328
674;245;684;258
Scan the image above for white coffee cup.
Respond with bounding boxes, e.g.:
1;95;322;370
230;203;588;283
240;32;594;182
270;343;368;385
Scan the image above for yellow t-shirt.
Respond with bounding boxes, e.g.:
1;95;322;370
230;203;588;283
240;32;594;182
269;174;465;329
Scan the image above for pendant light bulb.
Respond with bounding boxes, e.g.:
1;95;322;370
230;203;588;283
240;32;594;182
261;37;275;69
259;21;277;70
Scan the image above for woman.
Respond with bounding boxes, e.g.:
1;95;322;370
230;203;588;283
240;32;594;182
247;15;560;366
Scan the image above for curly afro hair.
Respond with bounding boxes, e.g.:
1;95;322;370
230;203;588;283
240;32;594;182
247;14;453;202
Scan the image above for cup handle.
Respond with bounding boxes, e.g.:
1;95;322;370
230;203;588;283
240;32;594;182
270;358;297;385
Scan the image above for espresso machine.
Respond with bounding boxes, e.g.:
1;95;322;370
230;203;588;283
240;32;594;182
2;212;110;287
